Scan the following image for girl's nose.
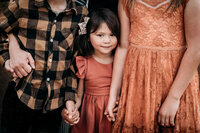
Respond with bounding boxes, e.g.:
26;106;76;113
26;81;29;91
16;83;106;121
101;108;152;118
104;36;111;43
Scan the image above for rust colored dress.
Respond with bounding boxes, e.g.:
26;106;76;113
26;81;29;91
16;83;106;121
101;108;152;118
112;0;200;132
71;56;112;133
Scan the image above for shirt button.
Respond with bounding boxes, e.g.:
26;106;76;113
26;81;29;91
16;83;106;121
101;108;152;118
49;59;52;62
54;19;57;23
46;77;50;82
50;38;53;42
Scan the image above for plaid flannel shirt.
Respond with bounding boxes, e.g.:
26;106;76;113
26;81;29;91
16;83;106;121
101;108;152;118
0;0;88;112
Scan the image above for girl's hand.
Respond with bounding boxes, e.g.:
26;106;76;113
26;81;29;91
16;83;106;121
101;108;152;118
104;97;118;122
75;98;82;110
158;96;180;127
62;100;80;125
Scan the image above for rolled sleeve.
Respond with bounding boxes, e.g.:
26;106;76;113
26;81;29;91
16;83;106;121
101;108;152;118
65;66;77;102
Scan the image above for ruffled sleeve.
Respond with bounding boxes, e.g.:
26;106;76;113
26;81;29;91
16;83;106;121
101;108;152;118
76;56;87;79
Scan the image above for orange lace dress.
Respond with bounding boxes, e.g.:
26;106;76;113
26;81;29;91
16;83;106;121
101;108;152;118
112;0;200;132
71;56;112;133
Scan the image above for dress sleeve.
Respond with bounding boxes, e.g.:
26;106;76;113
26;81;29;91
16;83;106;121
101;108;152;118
76;56;87;79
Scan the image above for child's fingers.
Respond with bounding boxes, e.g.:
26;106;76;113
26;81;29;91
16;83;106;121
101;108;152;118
106;114;113;122
104;109;108;115
113;106;118;113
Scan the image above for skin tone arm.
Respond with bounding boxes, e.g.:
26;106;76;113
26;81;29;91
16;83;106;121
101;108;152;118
105;0;130;122
158;0;200;127
6;0;68;78
61;79;84;125
6;34;35;78
75;79;84;109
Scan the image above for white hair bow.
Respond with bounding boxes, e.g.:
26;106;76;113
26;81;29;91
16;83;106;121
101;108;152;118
78;17;90;35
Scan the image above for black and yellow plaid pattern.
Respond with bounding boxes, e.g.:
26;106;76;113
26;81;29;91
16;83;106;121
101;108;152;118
0;0;88;112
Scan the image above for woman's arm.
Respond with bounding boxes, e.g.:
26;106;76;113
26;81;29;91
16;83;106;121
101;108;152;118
105;0;130;121
158;0;200;127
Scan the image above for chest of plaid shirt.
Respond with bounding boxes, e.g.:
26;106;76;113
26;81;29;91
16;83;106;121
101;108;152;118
0;0;88;112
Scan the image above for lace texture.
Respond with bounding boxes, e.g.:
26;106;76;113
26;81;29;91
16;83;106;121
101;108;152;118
112;0;200;132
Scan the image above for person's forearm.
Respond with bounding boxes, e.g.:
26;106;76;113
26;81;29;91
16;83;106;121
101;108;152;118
167;48;200;100
76;79;84;100
109;46;128;100
167;0;200;100
8;34;20;50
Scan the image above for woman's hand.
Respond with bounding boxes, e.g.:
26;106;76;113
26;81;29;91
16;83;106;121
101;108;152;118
158;95;180;127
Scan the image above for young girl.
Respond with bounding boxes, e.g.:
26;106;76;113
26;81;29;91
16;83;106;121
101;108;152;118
105;0;200;132
62;8;120;133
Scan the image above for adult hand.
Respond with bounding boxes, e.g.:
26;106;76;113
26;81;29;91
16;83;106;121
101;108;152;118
61;100;80;125
158;95;180;127
4;59;18;78
104;97;118;122
8;34;35;78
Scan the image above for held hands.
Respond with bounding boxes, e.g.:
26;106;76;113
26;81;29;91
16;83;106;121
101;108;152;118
61;100;80;125
9;47;35;78
104;97;119;122
6;34;35;78
158;95;180;127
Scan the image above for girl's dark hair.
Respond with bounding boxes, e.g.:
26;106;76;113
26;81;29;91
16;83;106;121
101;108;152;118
74;8;120;57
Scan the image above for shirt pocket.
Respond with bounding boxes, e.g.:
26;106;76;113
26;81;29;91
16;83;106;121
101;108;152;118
60;17;79;50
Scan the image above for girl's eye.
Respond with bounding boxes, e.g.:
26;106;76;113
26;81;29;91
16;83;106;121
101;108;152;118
110;34;115;37
97;34;103;37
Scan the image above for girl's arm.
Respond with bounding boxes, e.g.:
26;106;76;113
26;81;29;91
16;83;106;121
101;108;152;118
105;0;130;121
158;0;200;127
61;79;84;125
75;79;84;109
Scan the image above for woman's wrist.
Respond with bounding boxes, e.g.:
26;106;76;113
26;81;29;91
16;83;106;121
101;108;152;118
167;90;182;101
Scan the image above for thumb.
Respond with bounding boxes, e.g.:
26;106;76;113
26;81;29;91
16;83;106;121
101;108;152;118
27;53;35;69
5;60;14;73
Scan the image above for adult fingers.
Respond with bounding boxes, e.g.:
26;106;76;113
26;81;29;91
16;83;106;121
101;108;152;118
27;53;35;69
164;116;170;127
4;60;14;73
169;115;175;126
23;64;32;74
113;106;118;113
14;68;26;78
108;109;115;122
12;71;19;78
158;114;165;127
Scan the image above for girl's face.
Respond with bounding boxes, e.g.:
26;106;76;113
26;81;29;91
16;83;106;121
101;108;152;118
89;22;118;56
